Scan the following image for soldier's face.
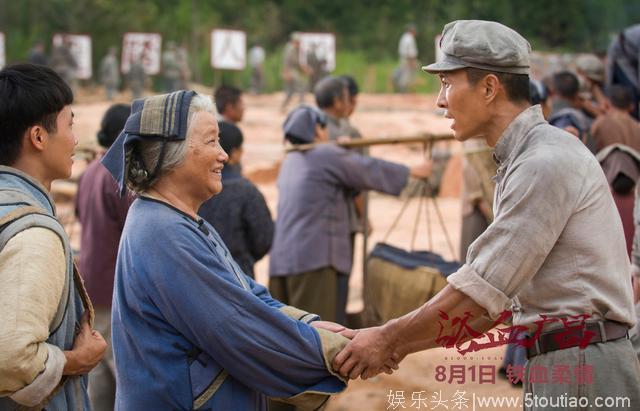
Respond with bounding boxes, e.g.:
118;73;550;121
436;70;490;141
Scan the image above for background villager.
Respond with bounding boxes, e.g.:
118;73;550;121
75;103;133;411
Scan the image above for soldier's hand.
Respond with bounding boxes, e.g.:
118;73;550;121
63;312;107;376
332;326;402;380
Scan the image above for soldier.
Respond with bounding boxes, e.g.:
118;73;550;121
334;20;640;411
395;23;418;93
307;43;328;92
161;41;181;93
49;38;77;89
249;42;265;94
27;41;48;66
127;54;146;100
99;47;120;101
281;32;307;112
176;42;191;90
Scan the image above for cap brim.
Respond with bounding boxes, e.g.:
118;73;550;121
422;60;467;73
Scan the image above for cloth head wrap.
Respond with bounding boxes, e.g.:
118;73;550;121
282;105;327;144
101;90;197;195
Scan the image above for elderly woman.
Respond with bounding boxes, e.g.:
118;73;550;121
101;91;351;410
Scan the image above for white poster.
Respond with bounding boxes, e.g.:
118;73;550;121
121;32;162;75
299;32;336;72
210;29;246;70
0;33;5;69
53;34;92;79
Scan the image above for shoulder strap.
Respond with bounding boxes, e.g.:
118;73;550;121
0;207;72;334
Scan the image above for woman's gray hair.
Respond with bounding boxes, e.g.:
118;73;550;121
126;94;216;193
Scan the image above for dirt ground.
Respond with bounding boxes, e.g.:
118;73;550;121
62;88;522;410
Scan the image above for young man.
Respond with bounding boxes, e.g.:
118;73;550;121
0;63;106;409
314;76;351;141
548;70;594;149
334;20;640;410
214;85;245;124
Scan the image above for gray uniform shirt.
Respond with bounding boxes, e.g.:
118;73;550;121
269;145;409;277
447;105;636;329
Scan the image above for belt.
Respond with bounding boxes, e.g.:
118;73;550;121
526;321;629;359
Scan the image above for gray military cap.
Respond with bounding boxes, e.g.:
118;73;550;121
423;20;531;75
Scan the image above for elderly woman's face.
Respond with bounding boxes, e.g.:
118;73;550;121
175;111;228;203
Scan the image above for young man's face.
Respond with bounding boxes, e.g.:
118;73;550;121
436;70;489;141
334;88;350;118
41;105;77;181
345;94;358;117
225;96;245;123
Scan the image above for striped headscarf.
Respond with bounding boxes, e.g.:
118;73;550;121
101;90;196;195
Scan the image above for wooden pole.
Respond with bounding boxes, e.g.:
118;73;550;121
285;132;454;152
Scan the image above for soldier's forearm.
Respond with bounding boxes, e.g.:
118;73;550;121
384;285;489;356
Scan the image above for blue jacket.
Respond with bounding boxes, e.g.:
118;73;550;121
112;197;345;410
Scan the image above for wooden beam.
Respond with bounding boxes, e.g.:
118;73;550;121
285;133;455;152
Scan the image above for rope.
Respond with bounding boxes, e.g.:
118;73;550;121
410;182;426;251
425;182;457;260
382;179;422;243
382;140;457;261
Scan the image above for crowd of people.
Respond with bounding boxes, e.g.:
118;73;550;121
23;26;415;109
1;20;640;411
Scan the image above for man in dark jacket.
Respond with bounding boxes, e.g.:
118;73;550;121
198;121;274;278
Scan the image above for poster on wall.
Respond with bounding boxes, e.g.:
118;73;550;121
52;33;92;79
298;32;336;72
121;32;162;75
210;29;246;70
0;33;5;69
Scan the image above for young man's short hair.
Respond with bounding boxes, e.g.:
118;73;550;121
314;76;347;109
340;75;359;97
0;63;73;165
465;67;530;103
552;71;579;100
218;121;244;154
214;85;242;115
608;85;634;110
97;104;131;149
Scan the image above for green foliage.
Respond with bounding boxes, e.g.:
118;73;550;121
0;0;638;93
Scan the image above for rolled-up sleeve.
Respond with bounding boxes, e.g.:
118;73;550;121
447;156;578;319
0;228;66;401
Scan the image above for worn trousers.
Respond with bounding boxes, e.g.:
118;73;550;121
88;307;115;411
269;267;339;323
524;337;640;410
